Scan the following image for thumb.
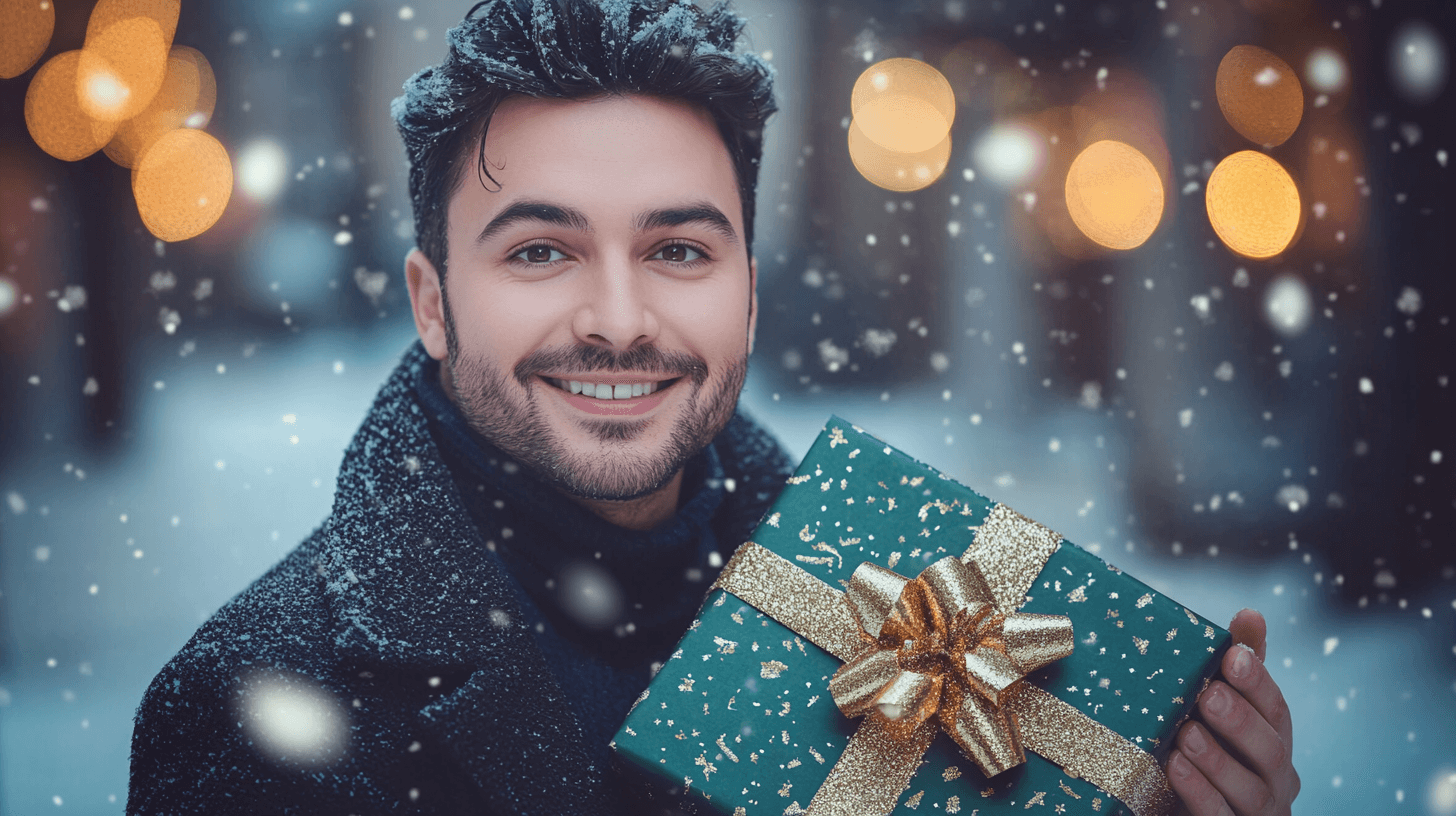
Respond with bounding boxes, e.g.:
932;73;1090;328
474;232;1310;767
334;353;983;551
1228;608;1267;663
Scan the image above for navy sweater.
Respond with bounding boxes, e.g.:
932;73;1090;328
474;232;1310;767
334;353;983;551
127;341;793;814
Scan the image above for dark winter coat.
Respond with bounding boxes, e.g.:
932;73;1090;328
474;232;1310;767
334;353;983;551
127;341;793;814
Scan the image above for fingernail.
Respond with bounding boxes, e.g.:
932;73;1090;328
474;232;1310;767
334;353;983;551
1231;645;1254;680
1169;750;1192;778
1183;724;1209;756
1205;685;1231;717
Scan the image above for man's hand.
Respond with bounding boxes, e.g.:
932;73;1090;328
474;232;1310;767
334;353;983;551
1167;609;1300;816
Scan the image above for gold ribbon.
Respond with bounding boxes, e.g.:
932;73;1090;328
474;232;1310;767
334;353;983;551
712;503;1177;816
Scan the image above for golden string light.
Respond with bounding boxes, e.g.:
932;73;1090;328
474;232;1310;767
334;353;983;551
133;128;233;242
105;46;216;168
848;58;956;192
1064;140;1165;251
1215;45;1304;148
1205;150;1301;259
9;0;231;242
0;0;55;79
25;51;121;161
77;15;170;122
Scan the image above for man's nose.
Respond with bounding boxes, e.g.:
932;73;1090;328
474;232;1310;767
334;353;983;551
570;257;660;351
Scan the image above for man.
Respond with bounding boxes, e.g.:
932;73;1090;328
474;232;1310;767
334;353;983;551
128;1;1298;814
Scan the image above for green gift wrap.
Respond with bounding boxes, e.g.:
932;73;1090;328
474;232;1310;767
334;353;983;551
611;417;1231;816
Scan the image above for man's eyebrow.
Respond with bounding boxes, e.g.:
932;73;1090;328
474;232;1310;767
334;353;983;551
635;203;740;246
476;200;592;245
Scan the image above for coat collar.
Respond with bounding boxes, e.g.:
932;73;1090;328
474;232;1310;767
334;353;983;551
313;341;612;812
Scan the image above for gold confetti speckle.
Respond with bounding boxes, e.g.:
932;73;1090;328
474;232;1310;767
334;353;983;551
1166;628;1178;641
947;794;961;813
1026;790;1046;808
734;809;747;816
1092;796;1103;810
1058;780;1081;799
695;753;717;780
1183;606;1199;624
809;746;825;764
829;426;848;447
779;781;793;797
1068;585;1088;603
905;790;924;809
717;734;739;763
799;524;816;542
714;636;738;654
761;660;787;680
786;474;811;485
1136;592;1154;608
943;765;962;781
678;677;695;692
1205;625;1216;639
1133;636;1149;655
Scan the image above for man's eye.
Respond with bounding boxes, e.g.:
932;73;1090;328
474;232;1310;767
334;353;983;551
514;245;567;264
653;244;705;264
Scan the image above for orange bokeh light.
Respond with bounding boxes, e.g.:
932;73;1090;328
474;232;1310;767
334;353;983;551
25;50;121;161
77;15;170;122
0;0;55;79
847;121;951;192
851;58;956;154
1205;150;1302;259
105;46;217;168
132;128;233;242
86;0;180;50
1216;45;1304;148
1064;140;1165;251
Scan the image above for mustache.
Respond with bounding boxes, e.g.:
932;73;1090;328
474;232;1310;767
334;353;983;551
513;344;709;388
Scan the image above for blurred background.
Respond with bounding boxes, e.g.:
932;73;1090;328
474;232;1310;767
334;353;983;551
1;0;1453;812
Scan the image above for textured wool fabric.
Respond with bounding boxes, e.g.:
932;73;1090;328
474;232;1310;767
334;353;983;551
127;340;793;815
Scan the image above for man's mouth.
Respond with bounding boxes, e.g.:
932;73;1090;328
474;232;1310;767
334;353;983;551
542;376;682;400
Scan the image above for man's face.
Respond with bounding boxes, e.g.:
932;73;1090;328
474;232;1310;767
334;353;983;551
408;94;757;503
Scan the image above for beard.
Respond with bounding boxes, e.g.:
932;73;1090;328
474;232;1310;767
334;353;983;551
439;294;748;502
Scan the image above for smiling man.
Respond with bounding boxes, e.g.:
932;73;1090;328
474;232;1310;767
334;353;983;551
128;1;1296;814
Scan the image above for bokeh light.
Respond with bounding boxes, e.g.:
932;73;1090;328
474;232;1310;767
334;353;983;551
237;138;290;202
239;673;347;766
972;122;1045;189
1264;274;1312;337
1216;45;1304;148
85;0;179;51
24;50;121;161
0;276;17;319
77;15;169;122
0;0;55;79
557;561;624;629
1390;21;1448;104
850;58;955;154
132;128;233;242
1305;47;1348;93
847;121;951;192
1427;766;1456;816
1206;150;1301;259
104;46;217;168
1064;140;1164;251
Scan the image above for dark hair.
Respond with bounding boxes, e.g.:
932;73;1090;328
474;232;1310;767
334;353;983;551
391;0;777;282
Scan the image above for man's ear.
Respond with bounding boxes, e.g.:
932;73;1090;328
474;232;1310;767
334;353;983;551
405;248;449;361
747;255;759;356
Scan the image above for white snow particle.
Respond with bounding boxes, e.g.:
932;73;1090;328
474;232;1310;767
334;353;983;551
1359;377;1374;394
6;492;25;514
1323;636;1339;656
338;11;353;25
1178;409;1193;428
35;546;50;562
398;6;414;20
1395;286;1423;315
334;230;353;246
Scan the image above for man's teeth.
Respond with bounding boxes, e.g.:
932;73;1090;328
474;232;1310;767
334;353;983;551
550;378;666;399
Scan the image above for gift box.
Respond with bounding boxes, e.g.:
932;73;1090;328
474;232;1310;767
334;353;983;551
611;417;1231;816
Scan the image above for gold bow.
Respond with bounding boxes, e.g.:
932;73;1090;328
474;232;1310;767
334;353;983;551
713;503;1178;816
829;555;1074;778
